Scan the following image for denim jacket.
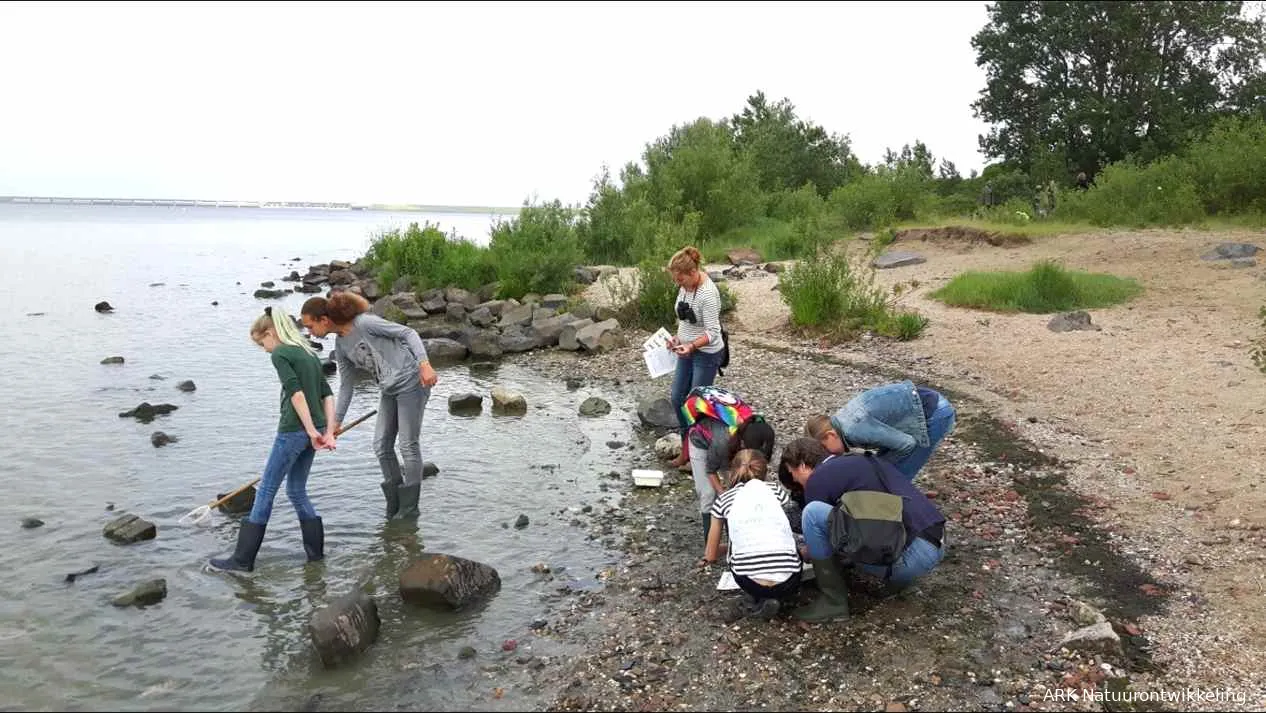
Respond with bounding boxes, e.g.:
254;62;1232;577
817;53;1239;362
830;380;930;462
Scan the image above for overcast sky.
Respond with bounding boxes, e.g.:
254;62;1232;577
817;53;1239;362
0;1;993;207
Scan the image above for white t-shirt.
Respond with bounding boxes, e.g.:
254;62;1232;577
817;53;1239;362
710;480;801;582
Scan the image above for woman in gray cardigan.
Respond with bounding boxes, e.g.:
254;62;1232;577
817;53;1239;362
302;292;438;520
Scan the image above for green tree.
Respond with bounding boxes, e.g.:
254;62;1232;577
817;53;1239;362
971;1;1266;183
730;91;863;197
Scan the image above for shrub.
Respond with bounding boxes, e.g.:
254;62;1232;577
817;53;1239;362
362;222;495;293
1184;116;1266;216
488;198;584;298
827;175;897;231
777;244;926;341
929;259;1143;313
1054;157;1203;227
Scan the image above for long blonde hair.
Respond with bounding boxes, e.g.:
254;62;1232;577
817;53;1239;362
726;448;770;488
250;306;317;356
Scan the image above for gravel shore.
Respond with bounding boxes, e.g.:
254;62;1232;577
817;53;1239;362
497;325;1263;712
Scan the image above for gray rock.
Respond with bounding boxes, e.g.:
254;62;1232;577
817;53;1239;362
559;318;594;351
360;281;381;301
763;262;784;273
112;578;167;608
464;329;504;358
254;288;288;299
390;292;422;313
330;260;351;271
443;287;474;308
176;380;196;392
421;294;448;314
1201;242;1260;261
423;462;440;479
1072;600;1107;627
522;293;541;305
423;338;468;364
95;301;114;313
514;514;530;529
1213;257;1257;268
477;299;508;317
21;517;43;529
1047;310;1101;333
448;393;483;416
654;433;682;460
104;514;157;544
529;315;567;347
328;269;356;286
458;645;477;659
476;283;499;303
873;251;927;269
574;266;598;285
468;306;495;328
491;386;527;415
577;318;622;352
412;318;463;341
399;553;502;611
569;302;596;320
1055;621;1122;659
541;294;568;310
579;397;611;417
308;589;381;669
498;327;540;353
445;303;467;323
727;248;762;265
399;307;428;322
499;303;535;329
637;397;680;430
150;431;177;448
595;306;619;322
101;356;125;365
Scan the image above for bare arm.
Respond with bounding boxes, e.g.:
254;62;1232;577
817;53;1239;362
290;391;322;439
702;516;724;563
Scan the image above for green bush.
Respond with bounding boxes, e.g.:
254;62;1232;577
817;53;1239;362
929;259;1143;313
1054;157;1203;227
827;175;897;231
777;245;927;341
362;222;496;293
488;198;584;298
1184;116;1266;216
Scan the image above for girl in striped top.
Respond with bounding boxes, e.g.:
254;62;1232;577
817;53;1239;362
699;449;803;619
665;246;726;471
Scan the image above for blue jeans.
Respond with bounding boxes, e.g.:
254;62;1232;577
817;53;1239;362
801;501;944;586
671;349;722;435
248;431;319;525
890;395;956;483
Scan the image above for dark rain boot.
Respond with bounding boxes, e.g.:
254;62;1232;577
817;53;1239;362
380;481;401;519
701;512;711;544
299;517;324;562
208;521;267;573
393;482;421;520
794;556;851;623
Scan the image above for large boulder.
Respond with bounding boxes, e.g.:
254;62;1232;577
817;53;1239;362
498;326;540;353
412;318;463;341
468;306;495;328
423;338;468;364
638;397;680;430
577;318;622;352
444;287;478;310
559;318;594;351
464;329;504;358
529;315;568;347
328;269;356;286
420;290;448;315
399;553;502;611
477;299;508;317
308;589;381;668
491;387;527;415
103;514;157;544
499;303;535;329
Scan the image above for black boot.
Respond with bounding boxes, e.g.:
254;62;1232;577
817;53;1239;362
380;481;400;519
208;521;267;573
299;517;324;562
701;512;711;543
393;482;420;520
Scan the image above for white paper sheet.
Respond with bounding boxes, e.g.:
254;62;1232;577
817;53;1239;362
643;327;678;379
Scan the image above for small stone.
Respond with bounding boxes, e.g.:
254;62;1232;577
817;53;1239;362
491;386;527;415
514;514;530;529
20;517;44;529
150;432;177;448
176;380;196;392
100;356;125;365
94;301;114;313
422;462;439;479
458;646;477;660
578;396;611;417
111;578;167;608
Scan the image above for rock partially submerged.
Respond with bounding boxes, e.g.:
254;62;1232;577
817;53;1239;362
254;288;288;299
112;578;167;608
150;431;177;448
491;386;527;415
422;461;440;479
119;402;179;423
308;589;381;668
95;301;114;313
176;380;197;392
448;393;483;416
579;396;611;417
100;356;125;365
399;553;502;611
103;514;157;545
20;517;44;530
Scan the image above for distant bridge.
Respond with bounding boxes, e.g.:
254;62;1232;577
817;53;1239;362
0;195;363;210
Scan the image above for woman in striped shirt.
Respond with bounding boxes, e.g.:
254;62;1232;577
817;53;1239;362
699;449;803;619
665;246;726;470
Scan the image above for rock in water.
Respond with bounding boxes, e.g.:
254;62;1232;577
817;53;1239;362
422;462;440;479
254;288;288;299
112;578;167;608
491;386;527;415
150;432;177;448
94;301;114;313
448;393;483;416
514;514;530;529
118;402;179;424
399;553;502;611
176;380;196;392
103;514;157;544
654;433;682;460
308;589;381;668
20;517;44;529
100;356;125;365
578;396;611;417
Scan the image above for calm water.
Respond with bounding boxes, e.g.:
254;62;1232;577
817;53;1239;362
0;204;639;711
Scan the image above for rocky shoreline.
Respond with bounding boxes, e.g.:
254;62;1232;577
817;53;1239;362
489;333;1229;713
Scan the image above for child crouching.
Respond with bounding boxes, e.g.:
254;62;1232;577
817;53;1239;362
699;449;802;619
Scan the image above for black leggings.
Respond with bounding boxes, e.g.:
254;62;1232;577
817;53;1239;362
734;569;802;601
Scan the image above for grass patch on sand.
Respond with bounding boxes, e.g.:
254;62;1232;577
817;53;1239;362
930;259;1142;313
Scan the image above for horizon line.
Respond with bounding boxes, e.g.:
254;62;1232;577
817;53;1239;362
0;195;523;214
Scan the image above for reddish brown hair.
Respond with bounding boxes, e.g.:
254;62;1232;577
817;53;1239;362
320;292;369;325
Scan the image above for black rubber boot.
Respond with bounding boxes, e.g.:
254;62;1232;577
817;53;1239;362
380;481;400;519
299;517;324;562
208;521;267;573
701;512;711;543
794;556;850;622
393;483;420;520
